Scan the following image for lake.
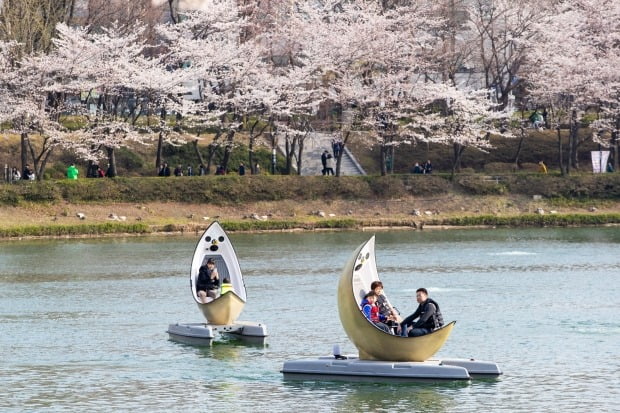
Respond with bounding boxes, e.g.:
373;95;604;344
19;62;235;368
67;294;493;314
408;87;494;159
1;228;619;412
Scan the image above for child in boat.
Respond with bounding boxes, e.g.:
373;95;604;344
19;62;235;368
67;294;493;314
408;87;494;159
360;291;391;333
196;258;220;303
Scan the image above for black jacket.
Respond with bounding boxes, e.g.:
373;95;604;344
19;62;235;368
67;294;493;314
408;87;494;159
400;298;444;330
196;266;219;291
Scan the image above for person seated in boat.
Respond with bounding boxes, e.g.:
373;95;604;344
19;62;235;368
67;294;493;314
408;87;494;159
371;281;400;333
398;288;444;337
196;258;220;303
360;291;392;333
220;277;233;295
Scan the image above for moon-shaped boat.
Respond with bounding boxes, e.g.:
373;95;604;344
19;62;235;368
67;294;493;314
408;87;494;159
338;236;455;362
190;221;247;325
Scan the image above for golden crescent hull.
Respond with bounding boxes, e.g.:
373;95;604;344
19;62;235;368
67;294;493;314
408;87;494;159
338;238;454;362
198;292;245;325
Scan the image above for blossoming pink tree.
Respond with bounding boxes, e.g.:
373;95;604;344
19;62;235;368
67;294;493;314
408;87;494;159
527;0;620;173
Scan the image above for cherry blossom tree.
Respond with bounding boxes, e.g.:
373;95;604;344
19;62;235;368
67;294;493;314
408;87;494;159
30;22;194;176
464;0;542;109
527;0;620;173
0;40;71;180
157;3;268;173
288;1;445;176
403;84;511;178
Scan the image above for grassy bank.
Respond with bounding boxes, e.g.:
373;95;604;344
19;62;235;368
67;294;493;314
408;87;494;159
1;173;619;239
2;173;619;205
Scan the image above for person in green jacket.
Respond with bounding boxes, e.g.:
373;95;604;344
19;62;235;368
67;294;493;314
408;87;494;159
67;163;79;179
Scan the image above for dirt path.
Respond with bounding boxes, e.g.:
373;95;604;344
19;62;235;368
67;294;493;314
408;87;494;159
2;195;616;229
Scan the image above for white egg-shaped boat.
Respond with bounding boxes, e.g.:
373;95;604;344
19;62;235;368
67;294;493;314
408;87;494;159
190;221;247;325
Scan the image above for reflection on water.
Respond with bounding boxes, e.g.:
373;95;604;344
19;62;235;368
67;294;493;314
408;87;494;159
282;378;489;413
0;227;619;412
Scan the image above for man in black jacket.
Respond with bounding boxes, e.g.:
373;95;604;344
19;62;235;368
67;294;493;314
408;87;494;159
399;288;444;337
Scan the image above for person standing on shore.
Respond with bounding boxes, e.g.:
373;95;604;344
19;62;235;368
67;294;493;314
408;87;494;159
538;161;547;174
66;163;79;180
22;164;34;181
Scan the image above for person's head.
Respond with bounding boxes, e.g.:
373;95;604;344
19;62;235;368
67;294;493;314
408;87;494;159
206;258;215;268
370;280;384;294
415;288;428;303
364;291;378;304
223;277;230;284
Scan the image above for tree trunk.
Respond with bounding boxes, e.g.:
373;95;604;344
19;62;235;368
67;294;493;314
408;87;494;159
248;140;255;175
167;0;178;23
557;126;565;176
338;131;351;178
155;107;167;174
20;132;28;173
451;142;465;179
513;127;525;170
106;147;117;177
380;144;388;176
220;130;235;172
296;139;304;175
613;116;620;172
205;131;223;174
156;130;164;175
37;148;54;180
192;139;206;169
335;151;342;177
567;109;578;174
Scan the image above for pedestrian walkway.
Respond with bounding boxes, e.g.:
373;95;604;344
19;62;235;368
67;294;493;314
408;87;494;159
279;132;366;176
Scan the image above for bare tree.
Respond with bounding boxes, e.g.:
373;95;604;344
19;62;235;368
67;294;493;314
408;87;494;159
0;0;76;55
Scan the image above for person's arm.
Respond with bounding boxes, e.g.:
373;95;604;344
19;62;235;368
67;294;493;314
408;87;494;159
195;271;205;291
211;268;219;280
362;304;372;321
412;303;436;328
399;312;415;328
401;304;423;327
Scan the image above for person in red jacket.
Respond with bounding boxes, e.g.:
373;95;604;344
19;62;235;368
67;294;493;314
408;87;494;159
360;291;391;333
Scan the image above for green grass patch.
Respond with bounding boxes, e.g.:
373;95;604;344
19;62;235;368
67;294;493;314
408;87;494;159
1;174;619;206
432;213;620;227
0;222;150;238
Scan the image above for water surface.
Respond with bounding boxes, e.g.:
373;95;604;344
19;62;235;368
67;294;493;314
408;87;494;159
1;228;619;412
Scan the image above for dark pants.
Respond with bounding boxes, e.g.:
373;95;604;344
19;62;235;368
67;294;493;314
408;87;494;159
373;321;391;333
408;327;430;337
